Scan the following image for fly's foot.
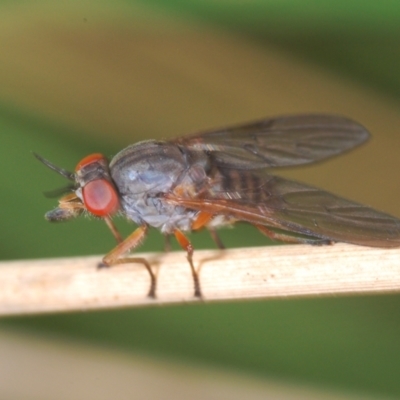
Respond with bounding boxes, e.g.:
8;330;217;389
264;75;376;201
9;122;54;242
147;283;156;299
194;285;203;299
97;261;109;270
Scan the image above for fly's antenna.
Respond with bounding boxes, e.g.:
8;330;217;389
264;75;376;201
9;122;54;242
33;152;75;181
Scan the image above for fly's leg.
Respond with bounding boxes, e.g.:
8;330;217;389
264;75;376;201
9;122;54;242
191;211;213;230
208;227;225;249
192;211;225;249
174;229;202;298
99;224;157;298
256;225;333;245
173;212;223;298
104;216;123;244
164;234;172;252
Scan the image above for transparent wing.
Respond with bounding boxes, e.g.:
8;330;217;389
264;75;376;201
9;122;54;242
166;171;400;248
172;114;370;169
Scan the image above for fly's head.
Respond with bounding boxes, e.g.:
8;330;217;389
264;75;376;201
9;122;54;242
34;153;120;222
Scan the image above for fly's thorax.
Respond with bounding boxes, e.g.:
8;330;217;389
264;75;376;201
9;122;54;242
108;140;211;231
109;140;189;196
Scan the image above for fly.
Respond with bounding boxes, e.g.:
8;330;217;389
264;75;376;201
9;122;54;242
35;114;400;298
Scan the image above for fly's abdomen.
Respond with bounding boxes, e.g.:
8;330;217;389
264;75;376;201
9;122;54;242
209;166;271;205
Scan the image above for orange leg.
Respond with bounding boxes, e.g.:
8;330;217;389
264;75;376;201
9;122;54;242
104;216;123;244
174;229;202;298
100;225;157;298
255;225;333;245
208;227;225;250
191;211;213;230
192;211;225;249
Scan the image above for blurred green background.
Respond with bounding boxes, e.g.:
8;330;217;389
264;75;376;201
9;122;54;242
2;1;400;398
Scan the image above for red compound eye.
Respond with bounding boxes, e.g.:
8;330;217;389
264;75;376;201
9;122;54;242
82;179;120;216
75;153;105;171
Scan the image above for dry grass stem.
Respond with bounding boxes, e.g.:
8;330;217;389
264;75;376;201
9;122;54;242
1;243;400;316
